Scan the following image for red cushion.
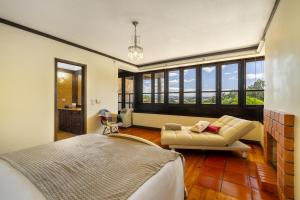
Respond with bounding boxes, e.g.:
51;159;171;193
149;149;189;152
205;125;221;133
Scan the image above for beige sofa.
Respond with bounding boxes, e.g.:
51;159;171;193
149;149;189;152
161;115;255;158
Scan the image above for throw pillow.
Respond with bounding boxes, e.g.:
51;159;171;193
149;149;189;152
190;121;210;133
205;125;222;133
165;123;182;131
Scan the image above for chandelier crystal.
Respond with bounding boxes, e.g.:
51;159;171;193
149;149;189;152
128;21;143;61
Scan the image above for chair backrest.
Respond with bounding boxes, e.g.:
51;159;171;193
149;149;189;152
212;115;255;145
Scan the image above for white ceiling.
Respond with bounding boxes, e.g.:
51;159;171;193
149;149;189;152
0;0;275;65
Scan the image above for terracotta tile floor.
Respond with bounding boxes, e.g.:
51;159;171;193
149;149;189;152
120;127;279;200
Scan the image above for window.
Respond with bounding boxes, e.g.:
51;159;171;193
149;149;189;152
125;76;134;108
154;72;164;103
168;70;180;104
202;66;216;104
246;60;264;105
142;74;152;103
118;78;122;110
183;68;196;104
221;63;239;105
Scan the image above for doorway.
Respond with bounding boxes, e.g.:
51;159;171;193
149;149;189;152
54;58;86;141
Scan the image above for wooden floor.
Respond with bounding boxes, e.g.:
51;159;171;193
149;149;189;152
120;127;278;200
56;130;77;141
58;127;278;200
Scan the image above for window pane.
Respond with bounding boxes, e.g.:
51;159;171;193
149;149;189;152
118;78;122;93
125;76;134;93
202;66;216;91
222;63;238;91
155;93;164;103
246;60;265;90
246;91;264;105
184;68;196;92
125;103;129;109
118;103;122;110
168;93;179;104
143;94;151;103
202;92;216;104
184;93;196;104
168;70;179;92
221;92;238;105
118;94;122;102
155;72;164;93
143;74;152;93
130;94;134;102
125;94;130;103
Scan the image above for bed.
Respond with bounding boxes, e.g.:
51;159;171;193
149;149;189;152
0;134;184;200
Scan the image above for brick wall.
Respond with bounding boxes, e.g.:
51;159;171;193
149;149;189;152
264;109;295;200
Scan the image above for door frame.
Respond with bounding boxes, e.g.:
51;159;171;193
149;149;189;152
54;58;87;141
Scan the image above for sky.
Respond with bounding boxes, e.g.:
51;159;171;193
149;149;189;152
142;60;264;93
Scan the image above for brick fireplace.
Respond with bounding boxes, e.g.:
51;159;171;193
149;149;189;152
264;109;295;200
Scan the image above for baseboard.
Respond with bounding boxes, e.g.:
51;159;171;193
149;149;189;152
132;125;161;131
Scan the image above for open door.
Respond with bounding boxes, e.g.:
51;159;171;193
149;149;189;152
54;58;86;141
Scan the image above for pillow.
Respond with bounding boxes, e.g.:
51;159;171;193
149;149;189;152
190;121;210;133
165;123;182;131
205;125;221;134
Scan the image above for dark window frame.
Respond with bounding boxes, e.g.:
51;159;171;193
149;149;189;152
135;56;265;122
118;72;135;110
183;67;197;104
244;58;265;108
142;73;152;104
154;70;165;104
201;64;217;105
219;61;240;106
168;69;181;104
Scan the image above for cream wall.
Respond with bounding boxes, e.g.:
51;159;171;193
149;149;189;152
133;113;263;143
0;23;136;154
264;0;300;199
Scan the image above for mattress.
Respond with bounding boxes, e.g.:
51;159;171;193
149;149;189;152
0;156;184;200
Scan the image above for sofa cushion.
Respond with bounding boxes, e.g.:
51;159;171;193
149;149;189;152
213;116;255;145
161;126;226;146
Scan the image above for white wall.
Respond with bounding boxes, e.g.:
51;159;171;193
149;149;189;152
133;113;263;143
0;23;135;154
264;0;300;199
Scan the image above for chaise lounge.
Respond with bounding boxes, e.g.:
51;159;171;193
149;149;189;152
161;115;255;158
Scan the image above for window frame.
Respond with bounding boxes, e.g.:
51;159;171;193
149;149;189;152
244;58;265;107
142;73;153;104
167;69;181;104
124;76;134;109
136;56;264;122
201;64;217;105
183;67;197;104
219;61;240;106
154;71;165;104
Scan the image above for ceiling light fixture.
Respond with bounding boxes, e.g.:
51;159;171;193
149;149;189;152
128;21;143;61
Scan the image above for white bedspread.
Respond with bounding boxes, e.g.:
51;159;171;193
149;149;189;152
0;157;184;200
